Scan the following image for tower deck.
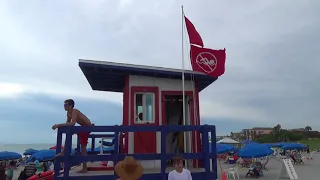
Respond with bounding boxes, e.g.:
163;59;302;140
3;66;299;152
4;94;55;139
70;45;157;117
54;125;217;180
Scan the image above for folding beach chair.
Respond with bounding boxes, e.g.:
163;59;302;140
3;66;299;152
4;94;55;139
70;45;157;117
246;165;263;178
293;153;304;164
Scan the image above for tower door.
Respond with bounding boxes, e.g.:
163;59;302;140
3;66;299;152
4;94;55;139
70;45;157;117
130;87;159;154
161;91;196;167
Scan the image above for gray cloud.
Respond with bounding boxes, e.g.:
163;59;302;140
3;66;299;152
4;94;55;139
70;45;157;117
0;0;319;132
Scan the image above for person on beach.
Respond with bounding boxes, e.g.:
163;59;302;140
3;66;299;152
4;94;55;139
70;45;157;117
168;156;192;180
52;99;94;173
0;162;7;180
24;158;37;179
0;165;7;179
306;145;310;154
115;156;143;180
6;161;16;180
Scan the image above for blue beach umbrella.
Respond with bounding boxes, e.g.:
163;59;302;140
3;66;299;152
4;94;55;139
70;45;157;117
263;143;273;148
210;144;237;154
273;142;289;147
0;151;22;160
241;140;255;144
215;144;230;154
223;144;237;150
282;143;307;150
238;144;274;158
27;150;56;162
23;149;40;156
244;142;270;148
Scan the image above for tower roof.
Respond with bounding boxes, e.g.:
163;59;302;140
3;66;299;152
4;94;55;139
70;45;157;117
79;59;218;92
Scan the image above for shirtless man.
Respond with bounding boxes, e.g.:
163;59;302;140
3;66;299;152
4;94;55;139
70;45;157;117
52;99;93;173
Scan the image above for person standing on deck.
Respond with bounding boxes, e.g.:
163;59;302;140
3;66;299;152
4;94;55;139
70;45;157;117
52;99;94;173
168;156;192;180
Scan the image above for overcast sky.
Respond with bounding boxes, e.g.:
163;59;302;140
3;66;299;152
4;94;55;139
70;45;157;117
0;0;319;144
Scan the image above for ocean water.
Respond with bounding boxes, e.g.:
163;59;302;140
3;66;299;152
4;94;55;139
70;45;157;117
0;144;87;154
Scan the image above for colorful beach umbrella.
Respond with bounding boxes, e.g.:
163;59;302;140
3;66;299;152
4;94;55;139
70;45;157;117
0;151;22;160
27;150;56;162
241;140;255;144
209;143;237;154
23;149;40;156
238;144;274;158
215;144;230;154
263;143;273;148
282;143;307;150
273;142;289;147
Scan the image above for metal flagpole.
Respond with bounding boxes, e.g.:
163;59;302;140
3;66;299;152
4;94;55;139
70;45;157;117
181;5;188;168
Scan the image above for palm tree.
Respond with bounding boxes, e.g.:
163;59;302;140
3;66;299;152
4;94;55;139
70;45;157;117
305;126;312;131
273;124;288;141
273;124;281;134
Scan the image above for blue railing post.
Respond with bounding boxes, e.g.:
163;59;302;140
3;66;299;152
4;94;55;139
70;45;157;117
210;127;217;174
113;125;120;179
54;128;63;178
76;135;80;152
91;134;95;152
63;127;73;180
160;126;167;180
202;125;210;179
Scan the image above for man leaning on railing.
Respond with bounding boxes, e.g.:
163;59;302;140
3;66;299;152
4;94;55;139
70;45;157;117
52;99;94;173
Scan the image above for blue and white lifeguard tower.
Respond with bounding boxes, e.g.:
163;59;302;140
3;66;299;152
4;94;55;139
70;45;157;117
54;59;218;180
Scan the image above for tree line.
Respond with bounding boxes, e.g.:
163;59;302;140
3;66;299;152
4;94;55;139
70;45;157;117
230;124;319;143
256;124;318;143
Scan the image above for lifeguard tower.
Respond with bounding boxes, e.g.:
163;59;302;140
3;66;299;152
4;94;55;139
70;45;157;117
54;59;218;180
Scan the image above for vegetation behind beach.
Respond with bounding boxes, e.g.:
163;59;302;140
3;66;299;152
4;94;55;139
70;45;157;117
255;124;320;150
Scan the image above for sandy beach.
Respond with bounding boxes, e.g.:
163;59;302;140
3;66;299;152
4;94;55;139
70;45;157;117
11;153;320;179
217;152;320;180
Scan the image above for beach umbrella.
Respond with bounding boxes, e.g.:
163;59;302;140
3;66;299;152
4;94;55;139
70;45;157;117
282;143;307;150
241;140;255;144
215;144;230;154
244;142;269;148
0;151;22;160
27;150;56;162
210;144;237;154
238;144;274;158
273;142;289;147
23;149;40;156
25;148;36;151
263;143;273;148
223;144;237;151
49;145;64;150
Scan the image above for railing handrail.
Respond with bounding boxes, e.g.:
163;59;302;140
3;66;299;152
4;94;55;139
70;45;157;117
54;124;217;179
58;124;214;134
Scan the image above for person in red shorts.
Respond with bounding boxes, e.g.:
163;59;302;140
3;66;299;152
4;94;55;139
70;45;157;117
52;99;93;173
